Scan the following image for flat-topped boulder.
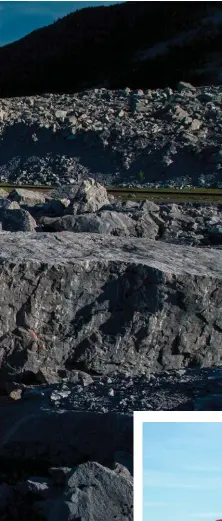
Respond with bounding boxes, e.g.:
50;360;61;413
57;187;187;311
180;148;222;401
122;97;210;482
0;232;221;378
8;188;47;206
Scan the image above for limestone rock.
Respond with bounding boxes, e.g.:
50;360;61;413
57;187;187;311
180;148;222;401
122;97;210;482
178;81;196;93
0;232;220;377
140;199;160;212
191;119;201;131
133;211;160;238
66;178;110;215
0;188;9;198
8;188;46;206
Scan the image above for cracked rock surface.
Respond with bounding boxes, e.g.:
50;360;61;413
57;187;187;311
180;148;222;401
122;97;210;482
0;232;221;380
0;83;222;187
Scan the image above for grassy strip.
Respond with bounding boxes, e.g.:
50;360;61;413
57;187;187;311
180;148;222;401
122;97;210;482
0;184;56;190
0;183;221;194
0;184;221;202
117;194;222;203
108;187;222;194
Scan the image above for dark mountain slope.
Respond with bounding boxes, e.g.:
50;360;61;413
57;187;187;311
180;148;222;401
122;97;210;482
0;1;222;97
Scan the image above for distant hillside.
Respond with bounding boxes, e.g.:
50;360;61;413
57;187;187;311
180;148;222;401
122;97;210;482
0;1;222;97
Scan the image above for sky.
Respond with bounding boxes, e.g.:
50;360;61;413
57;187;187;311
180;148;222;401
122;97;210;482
143;422;222;521
0;0;124;47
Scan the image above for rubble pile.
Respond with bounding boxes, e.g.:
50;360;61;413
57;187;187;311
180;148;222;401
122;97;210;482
0;82;222;187
0;179;221;247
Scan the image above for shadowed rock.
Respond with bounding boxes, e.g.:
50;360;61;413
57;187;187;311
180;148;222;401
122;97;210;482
1;209;37;232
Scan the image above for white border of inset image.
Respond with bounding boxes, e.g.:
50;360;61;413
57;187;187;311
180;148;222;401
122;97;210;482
134;411;222;521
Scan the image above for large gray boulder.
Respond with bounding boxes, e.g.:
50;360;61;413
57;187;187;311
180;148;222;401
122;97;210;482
73;211;137;236
0;232;221;378
65;461;133;519
34;459;133;521
40;211;138;236
39;211;160;238
66;178;110;215
34;462;133;521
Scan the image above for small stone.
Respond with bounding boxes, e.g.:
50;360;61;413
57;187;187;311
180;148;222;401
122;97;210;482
55;110;67;119
16;477;51;498
9;389;23;401
50;389;71;401
68;115;77;125
191;119;201;131
118;109;125;117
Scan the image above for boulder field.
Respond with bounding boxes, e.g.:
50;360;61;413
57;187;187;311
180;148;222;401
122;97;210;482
0;180;221;519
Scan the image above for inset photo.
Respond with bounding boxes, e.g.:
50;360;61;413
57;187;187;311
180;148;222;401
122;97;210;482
134;412;222;521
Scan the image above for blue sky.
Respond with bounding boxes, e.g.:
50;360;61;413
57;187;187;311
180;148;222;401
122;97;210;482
143;422;222;521
0;1;124;47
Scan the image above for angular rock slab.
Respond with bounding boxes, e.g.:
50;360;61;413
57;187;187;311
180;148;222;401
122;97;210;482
0;232;221;376
35;459;134;521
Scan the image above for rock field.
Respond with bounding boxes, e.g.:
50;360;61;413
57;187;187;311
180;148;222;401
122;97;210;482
0;179;221;381
1;82;222;188
1;85;222;519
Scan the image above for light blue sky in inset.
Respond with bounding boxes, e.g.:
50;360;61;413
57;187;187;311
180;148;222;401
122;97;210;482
143;422;222;521
0;1;125;47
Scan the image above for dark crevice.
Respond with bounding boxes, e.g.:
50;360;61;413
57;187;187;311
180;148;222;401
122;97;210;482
171;334;181;355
